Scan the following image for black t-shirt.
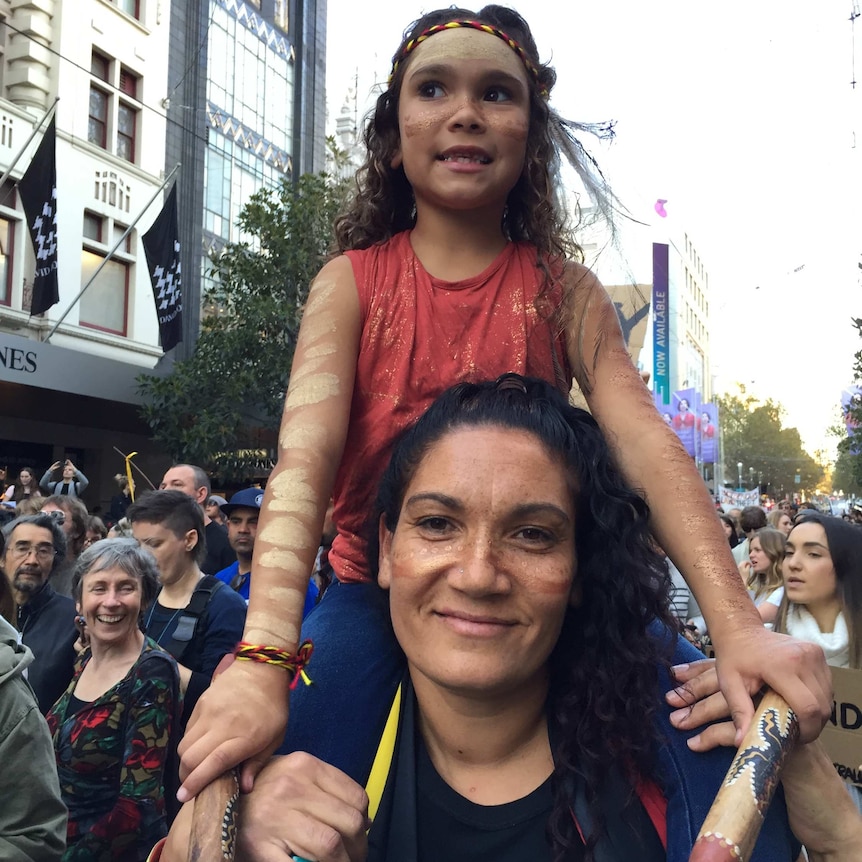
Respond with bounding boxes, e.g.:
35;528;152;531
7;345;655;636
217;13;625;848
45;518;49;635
415;735;578;862
202;520;234;575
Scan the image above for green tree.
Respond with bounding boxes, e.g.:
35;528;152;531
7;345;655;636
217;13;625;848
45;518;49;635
715;390;823;497
832;449;862;496
137;169;350;479
836;299;862;487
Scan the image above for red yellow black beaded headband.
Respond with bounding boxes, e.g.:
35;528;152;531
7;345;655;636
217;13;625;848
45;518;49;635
388;20;549;98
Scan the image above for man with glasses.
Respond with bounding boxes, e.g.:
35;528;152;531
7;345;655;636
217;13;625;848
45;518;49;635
1;513;77;713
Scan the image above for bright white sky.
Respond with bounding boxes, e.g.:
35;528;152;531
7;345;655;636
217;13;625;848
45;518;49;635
324;1;861;460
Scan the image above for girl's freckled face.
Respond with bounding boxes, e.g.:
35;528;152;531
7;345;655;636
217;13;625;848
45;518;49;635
377;426;578;696
393;29;532;214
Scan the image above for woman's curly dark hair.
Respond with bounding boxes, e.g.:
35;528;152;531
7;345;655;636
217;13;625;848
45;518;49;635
334;6;582;270
369;374;676;860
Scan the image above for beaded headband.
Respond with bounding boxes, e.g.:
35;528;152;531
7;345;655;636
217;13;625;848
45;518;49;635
388;20;549;98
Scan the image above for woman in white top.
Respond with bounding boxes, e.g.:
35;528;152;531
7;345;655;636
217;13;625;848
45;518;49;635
741;527;786;626
774;512;861;669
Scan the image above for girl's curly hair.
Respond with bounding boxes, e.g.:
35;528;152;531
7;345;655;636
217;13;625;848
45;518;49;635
370;375;676;860
334;6;587;271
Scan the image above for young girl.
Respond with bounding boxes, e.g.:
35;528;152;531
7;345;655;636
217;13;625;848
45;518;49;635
742;527;786;626
178;5;829;799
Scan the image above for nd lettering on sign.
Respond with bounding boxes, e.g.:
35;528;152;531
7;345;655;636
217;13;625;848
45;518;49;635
822;666;862;788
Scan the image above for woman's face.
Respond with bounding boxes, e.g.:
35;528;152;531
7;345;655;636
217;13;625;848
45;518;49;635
19;470;31;485
378;426;577;699
722;519;734;540
776;514;793;537
131;520;196;586
783;522;840;613
77;565;142;648
748;537;770;574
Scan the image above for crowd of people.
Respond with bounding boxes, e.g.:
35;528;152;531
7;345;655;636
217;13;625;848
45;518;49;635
3;381;861;861
2;3;862;860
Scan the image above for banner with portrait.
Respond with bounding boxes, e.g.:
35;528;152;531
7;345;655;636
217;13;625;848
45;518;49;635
671;388;697;457
700;402;718;464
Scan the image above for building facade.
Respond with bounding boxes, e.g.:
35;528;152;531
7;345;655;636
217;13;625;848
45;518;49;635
165;0;327;354
1;0;329;513
0;0;174;512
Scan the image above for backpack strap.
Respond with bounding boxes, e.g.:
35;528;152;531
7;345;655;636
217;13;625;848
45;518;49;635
162;576;224;664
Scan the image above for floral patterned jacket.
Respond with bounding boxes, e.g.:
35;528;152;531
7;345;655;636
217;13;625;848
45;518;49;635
46;638;180;861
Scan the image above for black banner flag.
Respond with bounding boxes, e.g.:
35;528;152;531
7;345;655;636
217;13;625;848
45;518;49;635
18;116;58;316
142;183;183;352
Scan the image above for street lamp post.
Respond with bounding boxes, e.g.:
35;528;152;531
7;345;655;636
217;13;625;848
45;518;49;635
737;461;743;491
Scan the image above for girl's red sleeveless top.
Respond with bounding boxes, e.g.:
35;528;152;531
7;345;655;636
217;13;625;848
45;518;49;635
332;231;570;583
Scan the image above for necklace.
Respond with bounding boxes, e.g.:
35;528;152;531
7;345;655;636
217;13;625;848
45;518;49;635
144;591;184;645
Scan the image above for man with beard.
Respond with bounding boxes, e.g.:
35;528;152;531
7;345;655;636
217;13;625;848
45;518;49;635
1;513;77;713
215;488;319;616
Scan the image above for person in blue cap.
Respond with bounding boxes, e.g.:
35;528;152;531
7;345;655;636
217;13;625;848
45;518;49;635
215;489;318;618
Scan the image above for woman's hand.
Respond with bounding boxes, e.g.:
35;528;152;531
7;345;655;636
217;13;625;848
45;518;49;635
163;753;369;862
666;659;734;751
737;559;751;579
236;753;369;862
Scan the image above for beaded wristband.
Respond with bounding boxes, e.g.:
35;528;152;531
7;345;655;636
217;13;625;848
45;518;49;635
234;640;314;689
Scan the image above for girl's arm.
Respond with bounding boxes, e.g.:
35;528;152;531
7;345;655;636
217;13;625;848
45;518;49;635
565;264;830;743
63;657;177;860
178;255;362;800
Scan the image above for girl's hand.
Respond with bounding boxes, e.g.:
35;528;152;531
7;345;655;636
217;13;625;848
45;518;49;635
737;559;751;579
713;625;831;745
177;659;292;802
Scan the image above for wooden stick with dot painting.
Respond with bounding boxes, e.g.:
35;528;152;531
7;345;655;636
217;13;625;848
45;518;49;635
689;690;799;862
188;771;239;861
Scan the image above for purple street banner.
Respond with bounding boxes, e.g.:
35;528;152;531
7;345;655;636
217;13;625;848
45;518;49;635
654;391;673;427
652;243;670;404
841;386;862;454
700;402;718;464
672;387;697;457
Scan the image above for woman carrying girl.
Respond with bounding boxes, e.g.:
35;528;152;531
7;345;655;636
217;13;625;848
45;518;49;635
178;5;829;800
158;377;857;862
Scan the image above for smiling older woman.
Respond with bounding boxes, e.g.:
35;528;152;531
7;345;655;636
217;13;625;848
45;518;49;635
46;538;181;861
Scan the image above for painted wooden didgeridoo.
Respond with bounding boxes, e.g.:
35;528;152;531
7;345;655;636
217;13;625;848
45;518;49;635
188;770;240;861
689;690;799;862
